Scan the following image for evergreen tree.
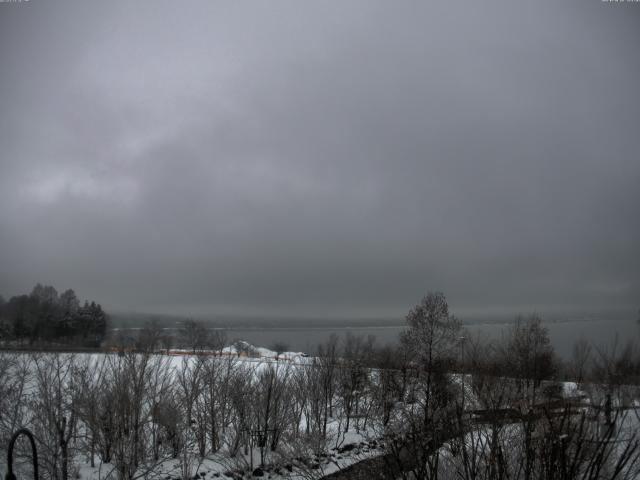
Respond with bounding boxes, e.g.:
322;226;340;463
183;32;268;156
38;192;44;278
2;284;108;346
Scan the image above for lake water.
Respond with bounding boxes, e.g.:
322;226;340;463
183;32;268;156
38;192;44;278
221;317;639;358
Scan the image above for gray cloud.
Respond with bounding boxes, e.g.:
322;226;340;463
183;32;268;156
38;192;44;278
1;0;639;319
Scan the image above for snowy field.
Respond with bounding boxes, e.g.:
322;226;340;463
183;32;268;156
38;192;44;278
0;344;387;480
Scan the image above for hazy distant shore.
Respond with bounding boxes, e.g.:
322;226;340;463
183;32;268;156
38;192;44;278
106;315;638;359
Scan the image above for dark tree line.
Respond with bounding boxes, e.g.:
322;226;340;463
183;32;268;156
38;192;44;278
0;284;107;346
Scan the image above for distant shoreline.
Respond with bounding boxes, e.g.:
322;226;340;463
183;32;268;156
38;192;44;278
110;315;633;331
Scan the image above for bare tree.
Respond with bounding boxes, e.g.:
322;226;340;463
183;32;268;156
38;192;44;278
400;292;460;429
377;292;462;479
568;337;592;385
174;356;206;480
137;320;163;352
0;352;31;473
180;319;208;353
227;363;255;457
75;355;110;468
504;314;557;407
198;354;237;454
29;354;79;480
208;329;227;355
440;332;640;480
317;333;339;434
337;333;374;433
103;351;173;480
254;362;294;464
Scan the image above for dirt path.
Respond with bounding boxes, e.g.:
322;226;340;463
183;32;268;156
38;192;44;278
320;454;399;480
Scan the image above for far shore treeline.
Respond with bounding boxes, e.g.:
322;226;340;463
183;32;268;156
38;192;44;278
0;284;107;347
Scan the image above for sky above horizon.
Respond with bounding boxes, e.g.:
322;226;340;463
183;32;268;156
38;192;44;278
1;0;639;320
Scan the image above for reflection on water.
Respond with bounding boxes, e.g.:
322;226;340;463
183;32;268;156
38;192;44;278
223;318;639;358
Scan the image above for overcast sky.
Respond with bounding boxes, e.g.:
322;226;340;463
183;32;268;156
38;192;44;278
0;0;638;320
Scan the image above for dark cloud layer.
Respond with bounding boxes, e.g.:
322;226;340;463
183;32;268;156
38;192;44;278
1;0;639;319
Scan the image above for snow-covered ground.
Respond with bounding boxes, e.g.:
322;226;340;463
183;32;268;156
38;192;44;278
73;424;383;480
1;344;384;480
4;345;640;480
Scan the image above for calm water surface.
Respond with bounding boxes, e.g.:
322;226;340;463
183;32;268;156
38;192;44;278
223;317;639;358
